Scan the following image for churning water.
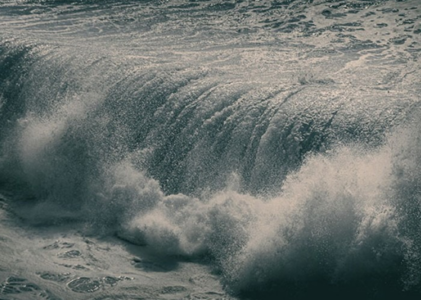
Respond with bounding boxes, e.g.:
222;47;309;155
0;0;421;299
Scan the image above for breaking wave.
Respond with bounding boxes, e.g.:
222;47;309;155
1;1;421;297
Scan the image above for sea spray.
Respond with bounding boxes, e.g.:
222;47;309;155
108;120;421;297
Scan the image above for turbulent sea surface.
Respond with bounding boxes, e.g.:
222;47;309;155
0;0;421;299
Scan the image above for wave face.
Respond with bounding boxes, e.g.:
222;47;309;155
1;0;421;298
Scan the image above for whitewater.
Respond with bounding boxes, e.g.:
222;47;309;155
0;0;421;299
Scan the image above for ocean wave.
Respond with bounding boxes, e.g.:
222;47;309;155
1;0;421;298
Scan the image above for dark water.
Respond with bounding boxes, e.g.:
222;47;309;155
0;0;421;299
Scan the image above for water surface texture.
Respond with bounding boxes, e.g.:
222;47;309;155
1;0;421;299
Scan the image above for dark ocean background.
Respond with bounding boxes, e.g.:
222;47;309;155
0;0;421;299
